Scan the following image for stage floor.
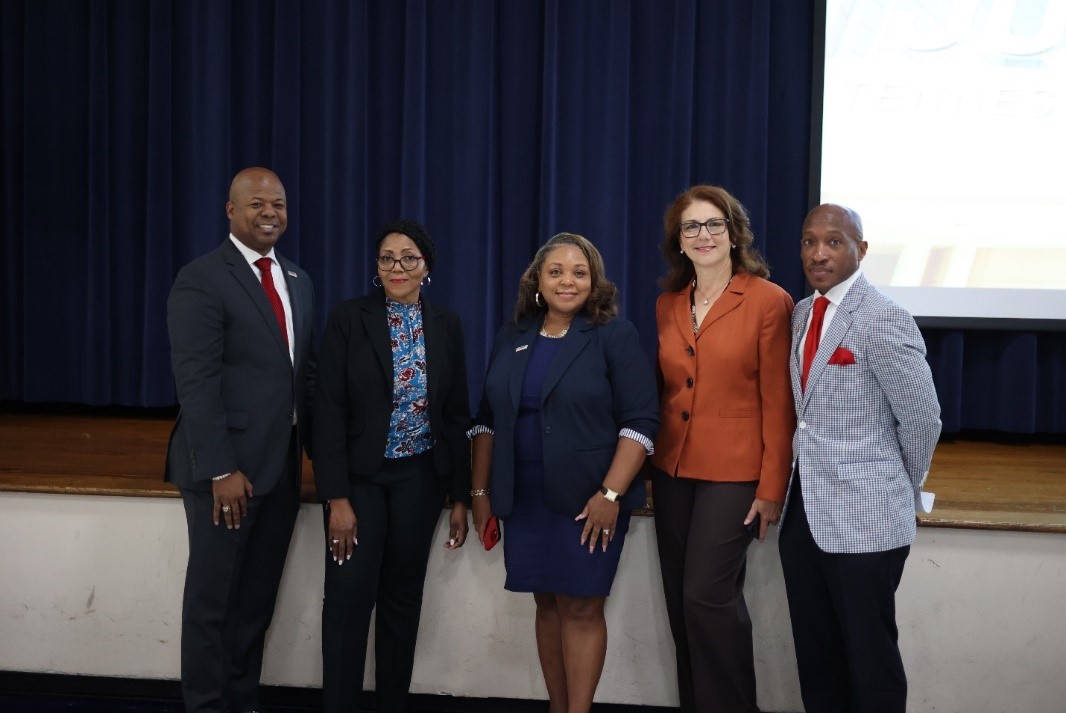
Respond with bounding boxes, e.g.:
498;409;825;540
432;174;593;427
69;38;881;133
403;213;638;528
1;413;1064;533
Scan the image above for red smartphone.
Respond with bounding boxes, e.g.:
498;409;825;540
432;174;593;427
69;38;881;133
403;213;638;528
482;515;501;551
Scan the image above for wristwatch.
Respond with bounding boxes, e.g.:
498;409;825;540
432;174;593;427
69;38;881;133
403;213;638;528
600;486;620;503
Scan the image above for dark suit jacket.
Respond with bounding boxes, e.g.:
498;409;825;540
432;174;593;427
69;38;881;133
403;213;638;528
312;290;473;504
165;238;316;494
474;315;659;518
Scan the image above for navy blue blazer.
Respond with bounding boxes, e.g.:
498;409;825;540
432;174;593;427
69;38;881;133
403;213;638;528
473;315;659;518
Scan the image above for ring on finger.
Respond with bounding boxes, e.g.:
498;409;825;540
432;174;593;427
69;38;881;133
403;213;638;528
331;539;340;544
221;505;232;513
603;528;610;535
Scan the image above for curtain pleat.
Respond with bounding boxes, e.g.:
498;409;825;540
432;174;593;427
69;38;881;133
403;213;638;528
2;0;1058;433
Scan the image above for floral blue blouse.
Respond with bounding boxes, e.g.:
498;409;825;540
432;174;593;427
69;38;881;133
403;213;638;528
385;298;433;458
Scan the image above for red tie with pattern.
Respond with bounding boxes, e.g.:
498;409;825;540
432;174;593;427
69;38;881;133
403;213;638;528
801;296;830;392
254;257;288;348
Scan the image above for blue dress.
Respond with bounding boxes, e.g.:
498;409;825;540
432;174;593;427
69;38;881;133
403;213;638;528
503;335;631;597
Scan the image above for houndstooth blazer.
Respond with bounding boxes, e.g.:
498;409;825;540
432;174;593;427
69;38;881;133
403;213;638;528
780;274;941;554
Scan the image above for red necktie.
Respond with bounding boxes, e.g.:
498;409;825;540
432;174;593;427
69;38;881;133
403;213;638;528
801;296;830;392
254;257;288;348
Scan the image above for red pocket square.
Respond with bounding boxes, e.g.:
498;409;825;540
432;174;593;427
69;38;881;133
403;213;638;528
828;347;856;365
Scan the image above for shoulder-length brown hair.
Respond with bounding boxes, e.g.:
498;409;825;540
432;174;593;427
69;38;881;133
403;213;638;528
515;232;618;325
660;185;770;292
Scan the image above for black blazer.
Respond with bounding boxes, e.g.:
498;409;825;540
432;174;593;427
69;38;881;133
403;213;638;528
165;239;317;494
312;290;472;503
473;315;659;518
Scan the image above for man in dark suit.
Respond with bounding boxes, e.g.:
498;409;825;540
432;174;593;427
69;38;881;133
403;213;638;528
166;167;316;713
779;204;940;713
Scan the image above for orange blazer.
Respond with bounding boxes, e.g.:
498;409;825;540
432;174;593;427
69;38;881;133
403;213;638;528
650;272;795;502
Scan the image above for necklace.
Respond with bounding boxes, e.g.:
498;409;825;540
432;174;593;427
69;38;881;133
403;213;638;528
539;327;568;339
692;275;733;305
690;275;733;333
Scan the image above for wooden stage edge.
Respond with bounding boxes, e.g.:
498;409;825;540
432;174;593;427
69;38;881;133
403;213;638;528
1;414;1064;534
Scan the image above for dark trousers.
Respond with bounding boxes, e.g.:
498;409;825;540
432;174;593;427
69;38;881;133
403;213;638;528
652;469;760;713
778;475;910;713
179;446;301;713
321;451;448;713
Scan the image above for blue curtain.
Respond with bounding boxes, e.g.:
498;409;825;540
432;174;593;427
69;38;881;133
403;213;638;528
1;0;1061;434
925;330;1066;434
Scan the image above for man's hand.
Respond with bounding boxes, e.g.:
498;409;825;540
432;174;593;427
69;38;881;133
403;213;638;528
212;470;254;529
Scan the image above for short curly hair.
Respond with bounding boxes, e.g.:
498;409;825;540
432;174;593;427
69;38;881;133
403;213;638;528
375;218;435;272
660;185;770;292
514;233;618;325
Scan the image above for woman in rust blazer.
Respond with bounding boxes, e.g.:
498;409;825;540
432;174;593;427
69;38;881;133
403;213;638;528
650;185;795;713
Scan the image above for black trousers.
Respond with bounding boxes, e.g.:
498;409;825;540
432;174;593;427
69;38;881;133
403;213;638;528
321;451;448;713
179;436;301;713
652;469;760;713
778;475;910;713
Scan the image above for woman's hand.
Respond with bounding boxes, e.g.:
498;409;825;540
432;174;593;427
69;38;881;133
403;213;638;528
445;502;469;549
327;497;358;564
471;493;492;544
744;497;782;542
576;492;619;553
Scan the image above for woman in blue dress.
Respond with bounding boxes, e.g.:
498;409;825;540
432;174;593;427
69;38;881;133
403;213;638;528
468;232;659;713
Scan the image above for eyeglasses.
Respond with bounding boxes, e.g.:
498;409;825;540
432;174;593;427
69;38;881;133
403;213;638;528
680;218;730;238
377;255;424;271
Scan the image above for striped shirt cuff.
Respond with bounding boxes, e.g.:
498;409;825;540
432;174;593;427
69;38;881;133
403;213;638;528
620;428;654;455
466;424;651;455
466;424;494;440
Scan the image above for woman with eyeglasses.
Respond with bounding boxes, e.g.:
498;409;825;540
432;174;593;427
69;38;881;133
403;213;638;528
313;219;472;713
651;186;795;713
468;233;658;713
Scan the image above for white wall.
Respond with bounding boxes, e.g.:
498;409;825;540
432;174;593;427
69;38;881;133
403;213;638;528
1;492;1064;712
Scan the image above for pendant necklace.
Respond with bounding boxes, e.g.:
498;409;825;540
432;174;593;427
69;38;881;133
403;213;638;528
693;275;732;305
690;275;733;333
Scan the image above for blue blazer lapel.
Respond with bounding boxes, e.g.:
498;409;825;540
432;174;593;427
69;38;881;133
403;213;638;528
541;316;593;405
508;322;537;412
223;241;289;358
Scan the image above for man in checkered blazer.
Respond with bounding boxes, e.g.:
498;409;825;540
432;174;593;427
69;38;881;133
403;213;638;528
779;204;941;713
